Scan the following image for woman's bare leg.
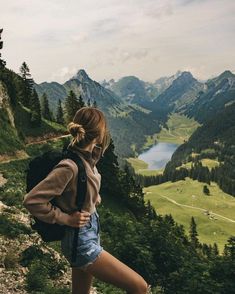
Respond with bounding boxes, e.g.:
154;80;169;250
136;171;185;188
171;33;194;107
72;267;93;294
83;249;148;294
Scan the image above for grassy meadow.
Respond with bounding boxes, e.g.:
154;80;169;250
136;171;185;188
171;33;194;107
126;157;163;176
143;177;235;252
142;113;200;149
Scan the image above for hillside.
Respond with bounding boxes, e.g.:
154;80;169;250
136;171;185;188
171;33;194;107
157;101;234;201
0;67;67;156
144;177;235;252
184;70;235;123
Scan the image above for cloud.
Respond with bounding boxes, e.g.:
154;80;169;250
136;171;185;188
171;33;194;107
1;0;235;83
119;49;149;62
142;1;174;18
49;66;78;83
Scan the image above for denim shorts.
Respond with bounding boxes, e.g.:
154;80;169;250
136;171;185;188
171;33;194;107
61;209;103;270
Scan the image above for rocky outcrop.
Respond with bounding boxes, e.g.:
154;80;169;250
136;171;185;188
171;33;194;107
0;203;99;294
0;81;15;128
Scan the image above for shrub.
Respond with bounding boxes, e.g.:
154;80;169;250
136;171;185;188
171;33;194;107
0;213;32;238
25;259;70;294
20;244;66;279
4;248;19;269
25;260;50;292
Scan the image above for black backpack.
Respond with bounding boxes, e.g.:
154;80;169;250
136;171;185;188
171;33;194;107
25;148;87;245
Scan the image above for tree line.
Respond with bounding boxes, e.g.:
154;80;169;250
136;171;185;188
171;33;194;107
0;57;98;128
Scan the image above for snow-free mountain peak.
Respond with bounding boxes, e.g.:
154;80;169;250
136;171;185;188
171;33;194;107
72;69;90;82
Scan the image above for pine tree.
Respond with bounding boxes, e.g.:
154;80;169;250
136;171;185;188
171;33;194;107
145;200;157;220
78;95;85;108
19;62;34;107
64;90;80;122
29;89;41;127
224;236;235;259
0;28;6;68
41;93;52;121
87;98;91;107
212;243;219;256
56;99;64;125
189;216;199;248
203;185;210;196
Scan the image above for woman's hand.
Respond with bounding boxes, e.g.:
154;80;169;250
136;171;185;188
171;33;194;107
66;210;91;228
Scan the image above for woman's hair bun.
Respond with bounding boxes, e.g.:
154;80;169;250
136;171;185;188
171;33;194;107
67;122;86;143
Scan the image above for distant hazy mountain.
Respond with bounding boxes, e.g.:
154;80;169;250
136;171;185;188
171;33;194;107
185;70;235;123
108;76;149;104
35;69;122;112
101;71;181;104
34;68;235;158
152;70;182;96
151;71;204;114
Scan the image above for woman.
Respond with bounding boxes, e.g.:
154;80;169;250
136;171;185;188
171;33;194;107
23;107;149;294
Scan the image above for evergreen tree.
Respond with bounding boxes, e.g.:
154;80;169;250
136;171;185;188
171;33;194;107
212;243;219;256
41;93;52;121
0;28;6;68
56;99;64;125
203;185;210;196
224;236;235;259
97;137;120;198
78;95;85;108
64;90;80;122
87;98;91;107
19;62;34;107
145;200;157;220
189;216;199;248
29;89;41;127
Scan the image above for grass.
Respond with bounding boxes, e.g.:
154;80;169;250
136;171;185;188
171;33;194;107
143;177;235;252
143;113;201;147
14;103;67;138
0;109;24;154
126;157;163;176
176;158;220;171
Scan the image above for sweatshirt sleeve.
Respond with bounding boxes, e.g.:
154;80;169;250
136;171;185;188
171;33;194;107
23;159;74;225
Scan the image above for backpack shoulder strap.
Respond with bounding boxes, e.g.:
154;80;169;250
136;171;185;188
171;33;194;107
63;149;87;211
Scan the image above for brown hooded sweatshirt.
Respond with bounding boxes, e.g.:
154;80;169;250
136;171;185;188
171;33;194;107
23;143;103;225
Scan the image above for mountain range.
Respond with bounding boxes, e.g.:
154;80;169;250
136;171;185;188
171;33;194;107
1;63;234;163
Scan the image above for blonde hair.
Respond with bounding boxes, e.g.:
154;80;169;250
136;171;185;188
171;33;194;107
67;107;111;156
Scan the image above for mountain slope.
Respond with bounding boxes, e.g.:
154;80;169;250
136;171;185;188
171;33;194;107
185;70;235;123
164;101;235;195
152;71;204;114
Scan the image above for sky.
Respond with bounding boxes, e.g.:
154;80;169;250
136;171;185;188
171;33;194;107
1;0;235;84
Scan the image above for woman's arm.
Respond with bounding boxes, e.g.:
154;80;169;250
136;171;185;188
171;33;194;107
23;160;74;225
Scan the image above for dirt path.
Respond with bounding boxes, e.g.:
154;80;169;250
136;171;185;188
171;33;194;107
25;134;70;146
0;134;71;164
159;194;235;223
0;150;29;164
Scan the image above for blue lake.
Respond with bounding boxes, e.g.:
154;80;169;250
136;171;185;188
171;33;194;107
138;142;180;170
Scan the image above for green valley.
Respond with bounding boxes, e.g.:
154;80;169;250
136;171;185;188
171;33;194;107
143;177;235;252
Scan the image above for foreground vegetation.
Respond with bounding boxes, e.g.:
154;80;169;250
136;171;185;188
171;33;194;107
0;137;235;293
